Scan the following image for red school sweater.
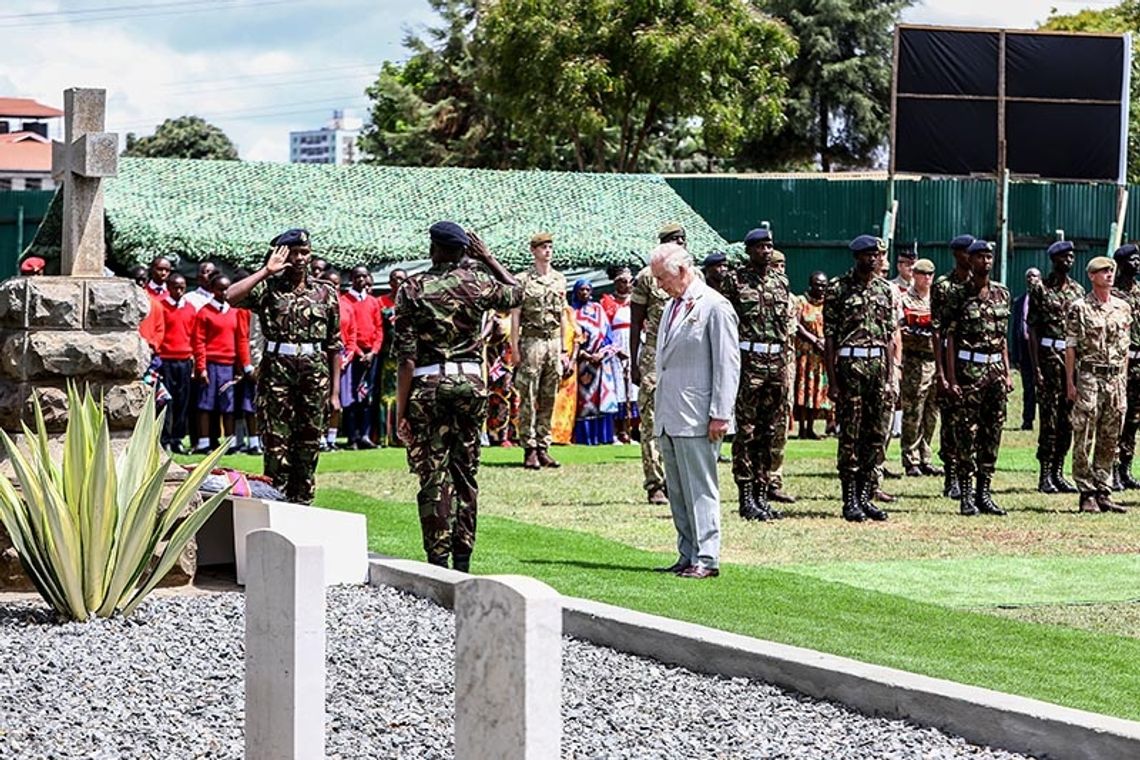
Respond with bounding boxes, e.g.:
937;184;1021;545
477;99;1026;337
192;301;240;374
158;296;196;361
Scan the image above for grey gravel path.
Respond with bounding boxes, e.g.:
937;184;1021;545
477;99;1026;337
0;585;1034;759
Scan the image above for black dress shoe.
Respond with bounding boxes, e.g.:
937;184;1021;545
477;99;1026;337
170;442;188;455
919;463;944;476
679;565;719;579
354;437;377;450
654;560;691;574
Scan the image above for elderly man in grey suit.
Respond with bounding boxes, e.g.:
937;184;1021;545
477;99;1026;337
650;242;741;579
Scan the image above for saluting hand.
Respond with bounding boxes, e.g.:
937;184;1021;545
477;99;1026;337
265;245;290;275
466;231;491;263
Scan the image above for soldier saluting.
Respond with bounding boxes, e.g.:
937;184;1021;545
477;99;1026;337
227;228;342;505
395;222;523;572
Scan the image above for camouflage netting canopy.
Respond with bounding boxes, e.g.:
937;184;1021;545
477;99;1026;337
26;158;729;272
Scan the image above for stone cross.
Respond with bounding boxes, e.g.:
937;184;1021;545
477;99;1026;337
244;529;326;760
455;575;562;759
51;88;118;277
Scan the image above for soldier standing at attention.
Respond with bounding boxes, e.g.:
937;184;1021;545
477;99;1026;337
1028;241;1083;494
721;228;794;521
931;234;975;500
889;248;916;294
766;248;798;505
630;223;686;505
512;232;569;470
900;258;942;477
1066;256;1132;513
396;223;523;571
945;241;1012;517
1112;244;1140;490
824;235;896;523
227;228;342;505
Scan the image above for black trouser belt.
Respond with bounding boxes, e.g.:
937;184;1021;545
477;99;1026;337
1079;361;1122;377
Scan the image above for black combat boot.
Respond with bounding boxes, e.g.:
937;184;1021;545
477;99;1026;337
958;473;978;516
737;481;763;521
427;554;449;568
974;472;1007;516
1052;460;1078;493
1121;457;1140;489
943;470;961;500
841;477;865;522
1037;462;1059;494
1113;463;1125;492
452;554;471;573
755;480;783;520
859;478;889;521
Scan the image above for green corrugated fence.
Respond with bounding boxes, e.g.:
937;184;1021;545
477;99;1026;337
665;175;1140;299
0;190;55;279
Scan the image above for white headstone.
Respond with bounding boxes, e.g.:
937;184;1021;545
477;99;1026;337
455;575;562;760
244;529;326;760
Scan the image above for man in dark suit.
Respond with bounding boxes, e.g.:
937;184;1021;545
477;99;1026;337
1011;267;1042;430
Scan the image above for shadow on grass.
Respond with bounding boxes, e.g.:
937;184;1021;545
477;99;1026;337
520;558;660;573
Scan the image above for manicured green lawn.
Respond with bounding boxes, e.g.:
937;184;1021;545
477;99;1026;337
320;486;1140;721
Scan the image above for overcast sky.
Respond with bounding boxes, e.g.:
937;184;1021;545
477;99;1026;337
0;0;1123;162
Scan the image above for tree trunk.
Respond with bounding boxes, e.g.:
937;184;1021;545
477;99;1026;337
819;96;830;172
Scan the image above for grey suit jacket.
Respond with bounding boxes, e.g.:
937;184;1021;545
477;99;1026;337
654;278;741;437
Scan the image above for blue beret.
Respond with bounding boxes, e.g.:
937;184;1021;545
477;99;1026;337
1047;240;1075;257
744;228;773;245
949;234;975;250
849;234;886;254
270;228;310;247
702;251;727;267
429;221;470;249
1114;243;1139;260
968;240;994;254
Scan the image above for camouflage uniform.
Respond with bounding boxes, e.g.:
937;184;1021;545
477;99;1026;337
768;294;801;493
1066;292;1131;495
515;267;567;452
945;281;1011;482
1028;273;1084;469
899;287;938;469
1112;281;1140;469
931;269;970;479
720;264;794;505
396;261;523;566
631;264;668;495
824;271;895;481
254;276;341;505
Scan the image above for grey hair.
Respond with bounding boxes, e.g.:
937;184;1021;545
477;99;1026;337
1025;267;1041;278
649;243;691;276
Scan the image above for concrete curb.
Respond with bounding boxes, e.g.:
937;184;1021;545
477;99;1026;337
368;556;1140;760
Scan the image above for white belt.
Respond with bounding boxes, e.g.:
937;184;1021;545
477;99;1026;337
1040;337;1066;350
957;350;1004;364
739;341;783;354
267;341;318;356
413;361;481;378
1130;350;1140;360
837;346;883;358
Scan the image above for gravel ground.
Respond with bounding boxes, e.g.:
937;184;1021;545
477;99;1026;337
0;585;1035;759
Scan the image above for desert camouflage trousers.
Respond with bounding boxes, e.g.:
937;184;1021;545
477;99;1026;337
1117;361;1140;460
834;356;891;478
405;374;486;562
517;336;560;449
637;370;665;493
257;353;329;505
901;353;938;468
1036;350;1073;465
1071;370;1126;494
732;357;788;486
953;367;1008;479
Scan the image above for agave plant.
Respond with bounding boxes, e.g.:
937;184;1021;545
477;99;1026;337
0;385;231;621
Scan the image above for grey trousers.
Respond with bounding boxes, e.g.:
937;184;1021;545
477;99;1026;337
659;433;721;569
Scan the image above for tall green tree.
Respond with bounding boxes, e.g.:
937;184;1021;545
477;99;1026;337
743;0;912;171
1041;0;1140;183
477;0;797;172
359;0;524;168
123;116;239;160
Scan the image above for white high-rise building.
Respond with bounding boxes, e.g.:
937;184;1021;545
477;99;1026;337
289;110;362;164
